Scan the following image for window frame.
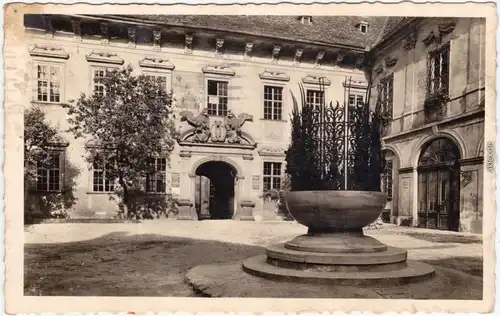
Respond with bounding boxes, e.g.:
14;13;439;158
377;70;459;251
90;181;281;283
347;90;366;108
379;74;394;118
262;85;284;121
89;65;118;97
427;43;451;96
262;161;283;192
35;150;64;192
141;68;172;95
305;89;325;109
205;78;230;116
145;157;167;194
91;156;115;193
32;58;66;104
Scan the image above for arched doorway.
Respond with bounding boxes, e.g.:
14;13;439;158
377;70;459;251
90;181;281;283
195;161;237;220
417;137;461;231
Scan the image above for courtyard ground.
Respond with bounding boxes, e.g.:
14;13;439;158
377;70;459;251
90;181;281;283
24;221;483;297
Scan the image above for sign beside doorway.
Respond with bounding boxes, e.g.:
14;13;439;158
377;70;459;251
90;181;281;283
252;175;260;190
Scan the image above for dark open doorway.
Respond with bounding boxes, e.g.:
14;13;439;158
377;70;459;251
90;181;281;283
195;161;236;220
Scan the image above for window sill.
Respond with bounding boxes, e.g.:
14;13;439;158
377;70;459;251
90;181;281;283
86;191;115;195
260;118;288;123
31;101;65;106
144;192;168;196
30;190;62;194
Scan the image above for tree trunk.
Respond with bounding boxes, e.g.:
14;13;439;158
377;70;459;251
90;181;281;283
118;175;129;219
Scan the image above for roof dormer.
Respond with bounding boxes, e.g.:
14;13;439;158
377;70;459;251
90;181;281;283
356;20;370;33
298;16;313;26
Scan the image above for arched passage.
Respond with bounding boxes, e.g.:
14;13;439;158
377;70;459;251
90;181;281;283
417;137;461;231
195;161;237;220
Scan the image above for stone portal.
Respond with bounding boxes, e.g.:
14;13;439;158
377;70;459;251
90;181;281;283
195;161;236;220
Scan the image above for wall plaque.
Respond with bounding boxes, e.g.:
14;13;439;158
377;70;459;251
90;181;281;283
171;172;181;188
252;175;260;190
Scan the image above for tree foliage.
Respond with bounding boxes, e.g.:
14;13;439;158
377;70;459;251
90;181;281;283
24;106;77;223
63;65;178;218
24;107;60;182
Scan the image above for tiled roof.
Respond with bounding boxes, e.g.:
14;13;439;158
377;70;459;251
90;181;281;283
110;15;395;49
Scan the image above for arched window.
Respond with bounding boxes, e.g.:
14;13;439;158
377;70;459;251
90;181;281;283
417;138;461;231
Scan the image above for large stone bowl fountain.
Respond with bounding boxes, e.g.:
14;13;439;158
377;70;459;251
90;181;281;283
242;191;436;285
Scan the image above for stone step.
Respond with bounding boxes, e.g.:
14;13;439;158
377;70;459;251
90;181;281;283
242;255;436;286
266;243;407;265
285;234;388;253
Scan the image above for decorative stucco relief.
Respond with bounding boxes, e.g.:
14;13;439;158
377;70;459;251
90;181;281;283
86;51;124;65
258;147;286;157
244;42;253;60
259;70;290;82
179;109;255;146
29;44;69;59
342;79;368;89
139;56;175;70
302;75;331;86
201;64;235;76
384;56;398;68
403;29;417;51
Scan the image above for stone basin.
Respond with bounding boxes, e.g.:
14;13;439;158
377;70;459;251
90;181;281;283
284;190;387;233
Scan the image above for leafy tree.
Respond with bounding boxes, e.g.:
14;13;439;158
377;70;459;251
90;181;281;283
24;107;60;182
63;65;178;218
24;107;78;223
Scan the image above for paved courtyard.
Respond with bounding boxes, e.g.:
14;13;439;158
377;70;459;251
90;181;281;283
24;221;482;297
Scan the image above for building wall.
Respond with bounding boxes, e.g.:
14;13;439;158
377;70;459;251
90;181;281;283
25;26;368;220
369;17;485;233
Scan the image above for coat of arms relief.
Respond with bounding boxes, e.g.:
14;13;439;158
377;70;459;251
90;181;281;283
179;109;254;145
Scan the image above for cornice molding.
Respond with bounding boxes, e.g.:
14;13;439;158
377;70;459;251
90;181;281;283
29;44;69;59
302;75;331;86
202;64;235;76
139;56;175;70
259;70;290;82
342;79;368;89
258;147;286;157
459;157;484;166
85;51;124;65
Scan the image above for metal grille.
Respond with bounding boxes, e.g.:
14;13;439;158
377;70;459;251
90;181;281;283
286;77;383;192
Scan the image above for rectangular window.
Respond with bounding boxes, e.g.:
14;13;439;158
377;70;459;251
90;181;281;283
92;157;114;192
263;86;283;120
146;74;168;95
92;68;107;97
146;158;167;193
263;162;282;191
348;93;365;107
36;64;61;103
36;152;62;192
306;90;324;108
428;44;450;95
207;80;228;116
379;74;394;118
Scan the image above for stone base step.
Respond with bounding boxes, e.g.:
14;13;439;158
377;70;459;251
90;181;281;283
285;233;388;253
266;243;407;265
242;255;435;286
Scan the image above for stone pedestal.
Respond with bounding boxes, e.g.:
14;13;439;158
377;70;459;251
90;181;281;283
239;200;255;221
176;199;197;220
242;231;435;285
241;190;435;285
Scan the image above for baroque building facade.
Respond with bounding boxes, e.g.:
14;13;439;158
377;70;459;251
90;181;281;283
23;15;485;232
